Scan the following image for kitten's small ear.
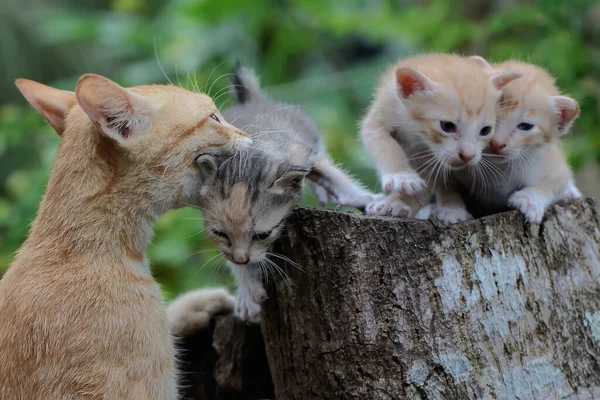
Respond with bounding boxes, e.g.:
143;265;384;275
490;72;522;90
395;67;435;98
75;74;154;144
469;55;493;69
272;168;309;194
15;79;76;136
553;96;579;135
196;154;218;186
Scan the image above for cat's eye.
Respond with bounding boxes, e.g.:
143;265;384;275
252;231;272;241
517;122;534;131
479;126;492;136
210;114;221;123
440;121;456;133
211;230;229;240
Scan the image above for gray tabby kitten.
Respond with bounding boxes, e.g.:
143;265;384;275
197;68;376;320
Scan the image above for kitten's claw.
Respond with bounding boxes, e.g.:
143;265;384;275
366;197;410;217
235;282;267;321
167;288;235;335
382;172;426;195
432;205;473;227
509;189;548;224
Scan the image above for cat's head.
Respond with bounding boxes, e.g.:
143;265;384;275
16;74;251;209
471;59;579;162
198;151;308;266
395;54;521;169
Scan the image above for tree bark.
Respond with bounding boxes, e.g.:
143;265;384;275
261;199;600;399
176;315;274;400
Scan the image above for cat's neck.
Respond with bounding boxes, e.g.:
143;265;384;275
19;117;163;270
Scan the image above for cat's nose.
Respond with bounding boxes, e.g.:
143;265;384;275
490;140;506;152
458;151;474;163
232;249;249;265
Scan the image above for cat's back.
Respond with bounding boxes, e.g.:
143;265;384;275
223;99;321;167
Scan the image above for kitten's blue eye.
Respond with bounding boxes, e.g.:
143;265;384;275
480;126;492;136
253;231;272;241
517;122;534;131
440;121;456;133
210;114;221;123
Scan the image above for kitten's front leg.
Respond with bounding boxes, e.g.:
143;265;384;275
167;288;235;335
432;182;473;227
229;262;267;321
361;120;426;195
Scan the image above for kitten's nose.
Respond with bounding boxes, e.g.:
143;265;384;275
232;249;249;265
490;140;506;152
458;151;474;163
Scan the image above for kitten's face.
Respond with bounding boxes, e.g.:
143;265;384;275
396;63;518;171
199;153;306;266
487;64;579;162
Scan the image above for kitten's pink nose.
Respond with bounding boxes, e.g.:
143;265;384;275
232;249;249;265
490;140;506;152
458;151;474;163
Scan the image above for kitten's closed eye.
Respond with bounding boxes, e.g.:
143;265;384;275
210;114;221;123
212;230;230;242
252;231;272;241
517;122;534;131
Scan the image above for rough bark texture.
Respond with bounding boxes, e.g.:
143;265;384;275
262;199;600;399
177;315;273;400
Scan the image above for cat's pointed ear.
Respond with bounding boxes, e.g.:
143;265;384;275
469;55;493;69
196;154;218;188
395;67;435;98
553;96;579;135
490;72;521;90
15;79;76;136
272;167;309;194
75;74;154;143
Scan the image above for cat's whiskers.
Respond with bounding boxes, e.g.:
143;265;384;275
267;252;305;273
153;38;174;86
204;61;228;94
194;253;224;276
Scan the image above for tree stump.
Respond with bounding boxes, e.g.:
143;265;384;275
261;199;600;399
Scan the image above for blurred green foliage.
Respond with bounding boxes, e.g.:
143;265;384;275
1;0;599;298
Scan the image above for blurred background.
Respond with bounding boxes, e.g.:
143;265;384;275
0;0;599;298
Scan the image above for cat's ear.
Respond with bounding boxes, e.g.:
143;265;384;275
395;67;435;98
272;167;309;194
490;72;521;90
469;55;493;69
196;154;218;187
15;79;76;136
553;96;579;135
75;74;154;144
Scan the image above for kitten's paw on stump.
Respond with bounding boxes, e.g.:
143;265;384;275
236;282;267;321
509;189;548;224
366;197;410;217
381;172;426;195
167;288;235;335
432;205;473;226
558;180;582;205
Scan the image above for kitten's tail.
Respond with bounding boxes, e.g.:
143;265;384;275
231;66;264;104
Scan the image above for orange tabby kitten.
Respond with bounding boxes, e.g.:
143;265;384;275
361;54;521;226
0;75;249;399
460;57;580;223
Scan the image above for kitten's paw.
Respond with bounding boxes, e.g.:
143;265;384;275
558;181;582;205
366;197;411;217
235;282;267;321
509;189;549;224
337;191;385;210
432;205;473;227
310;182;331;205
167;288;235;335
414;204;433;220
381;172;426;195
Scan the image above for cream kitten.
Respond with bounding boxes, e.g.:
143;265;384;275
460;57;581;223
362;54;521;226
